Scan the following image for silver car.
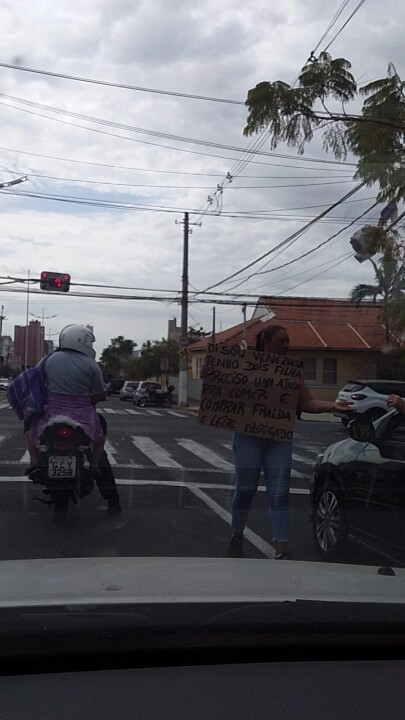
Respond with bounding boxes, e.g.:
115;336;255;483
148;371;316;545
119;381;140;401
334;379;405;426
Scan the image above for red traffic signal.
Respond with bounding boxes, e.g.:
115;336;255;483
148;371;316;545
40;271;71;292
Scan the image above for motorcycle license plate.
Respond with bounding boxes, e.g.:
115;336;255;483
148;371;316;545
48;456;76;478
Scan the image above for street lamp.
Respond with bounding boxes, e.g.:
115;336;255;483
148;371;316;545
30;311;57;359
0;176;28;189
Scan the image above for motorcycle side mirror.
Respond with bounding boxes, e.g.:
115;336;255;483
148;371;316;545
348;418;376;444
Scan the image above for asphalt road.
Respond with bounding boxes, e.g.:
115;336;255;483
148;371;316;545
0;393;387;566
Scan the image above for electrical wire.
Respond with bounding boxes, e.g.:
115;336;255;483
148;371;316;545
219;200;378;294
323;0;367;50
0;61;244;105
195;183;365;293
0;97;359;169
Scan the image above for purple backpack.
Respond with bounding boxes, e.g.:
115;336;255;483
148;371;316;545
7;356;50;421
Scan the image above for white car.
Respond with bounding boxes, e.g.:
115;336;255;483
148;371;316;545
0;377;10;391
334;379;405;426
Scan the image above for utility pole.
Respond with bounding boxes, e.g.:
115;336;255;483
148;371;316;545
176;212;201;407
24;270;30;369
178;212;189;407
212;306;216;342
0;305;5;338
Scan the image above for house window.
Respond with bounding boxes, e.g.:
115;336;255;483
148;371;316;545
302;357;317;385
323;358;338;385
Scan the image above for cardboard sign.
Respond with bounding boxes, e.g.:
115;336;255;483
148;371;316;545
198;344;302;441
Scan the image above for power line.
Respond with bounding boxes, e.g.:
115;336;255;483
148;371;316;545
0;61;244;105
277;254;352;295
313;0;352;54
218;200;378;294
0;96;358;168
0;144;356;173
323;0;367;51
195;183;365;293
2;187;373;223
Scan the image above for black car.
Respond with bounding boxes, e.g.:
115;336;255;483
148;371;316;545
310;408;405;566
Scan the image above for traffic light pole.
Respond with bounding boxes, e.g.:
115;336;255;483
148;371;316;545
178;212;189;407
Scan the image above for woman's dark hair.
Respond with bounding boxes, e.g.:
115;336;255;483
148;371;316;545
255;324;287;351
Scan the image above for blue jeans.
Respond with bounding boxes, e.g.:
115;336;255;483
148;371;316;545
231;433;293;543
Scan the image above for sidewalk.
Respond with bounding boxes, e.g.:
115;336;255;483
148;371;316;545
178;405;341;423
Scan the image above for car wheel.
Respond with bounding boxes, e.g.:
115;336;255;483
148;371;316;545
138;397;147;407
162;397;171;408
312;480;348;560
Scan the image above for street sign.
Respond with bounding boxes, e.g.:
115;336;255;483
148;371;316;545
160;357;169;372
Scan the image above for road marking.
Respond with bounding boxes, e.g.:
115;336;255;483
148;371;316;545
131;436;182;468
103;408;118;414
19;450;30;464
0;475;310;495
125;408;141;415
104;440;118;466
0;401;10;410
145;410;161;416
176;438;234;472
222;443;233;451
166;410;188;418
292;452;315;466
188;485;275;559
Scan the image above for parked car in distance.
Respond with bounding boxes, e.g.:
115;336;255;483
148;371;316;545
0;377;10;391
310;408;405;565
134;381;162;405
119;381;140;401
334;379;405;426
106;379;124;396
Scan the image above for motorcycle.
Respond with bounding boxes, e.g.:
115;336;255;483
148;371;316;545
32;418;95;524
137;385;175;408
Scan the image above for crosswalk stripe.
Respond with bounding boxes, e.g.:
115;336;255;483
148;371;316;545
125;408;141;415
104;408;118;414
222;443;233;451
166;410;188;418
145;410;161;416
292;452;315;466
131;436;182;468
20;450;29;464
176;438;234;472
104;440;118;466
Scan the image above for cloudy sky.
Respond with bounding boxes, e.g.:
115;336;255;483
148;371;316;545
0;0;403;356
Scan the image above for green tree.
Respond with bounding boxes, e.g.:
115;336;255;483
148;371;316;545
134;339;180;380
99;336;137;378
244;53;405;202
349;248;405;343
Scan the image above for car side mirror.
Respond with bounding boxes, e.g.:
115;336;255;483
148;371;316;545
348;419;376;444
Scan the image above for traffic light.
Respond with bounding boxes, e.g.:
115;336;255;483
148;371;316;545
40;271;71;292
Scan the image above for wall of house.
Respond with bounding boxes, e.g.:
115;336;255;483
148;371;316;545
190;348;381;401
290;349;380;400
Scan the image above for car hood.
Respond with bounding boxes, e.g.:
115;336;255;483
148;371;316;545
0;557;404;608
321;437;364;463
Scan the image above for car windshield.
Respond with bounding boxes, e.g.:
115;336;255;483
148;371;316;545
1;0;405;660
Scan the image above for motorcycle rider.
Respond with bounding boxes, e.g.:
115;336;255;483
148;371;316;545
26;324;121;514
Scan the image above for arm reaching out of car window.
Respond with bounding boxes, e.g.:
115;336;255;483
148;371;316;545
387;394;405;413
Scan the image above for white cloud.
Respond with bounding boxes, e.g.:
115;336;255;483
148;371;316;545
0;0;403;355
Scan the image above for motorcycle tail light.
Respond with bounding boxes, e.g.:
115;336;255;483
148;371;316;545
55;426;74;438
351;393;367;400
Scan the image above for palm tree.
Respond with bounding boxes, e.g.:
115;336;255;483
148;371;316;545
349;257;405;344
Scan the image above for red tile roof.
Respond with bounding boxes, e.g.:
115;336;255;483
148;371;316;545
190;296;400;352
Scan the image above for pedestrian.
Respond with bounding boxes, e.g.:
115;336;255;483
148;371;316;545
204;325;352;560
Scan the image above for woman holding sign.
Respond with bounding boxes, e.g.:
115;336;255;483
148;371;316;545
223;325;352;559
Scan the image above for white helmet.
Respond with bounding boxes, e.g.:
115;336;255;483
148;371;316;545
59;324;95;358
